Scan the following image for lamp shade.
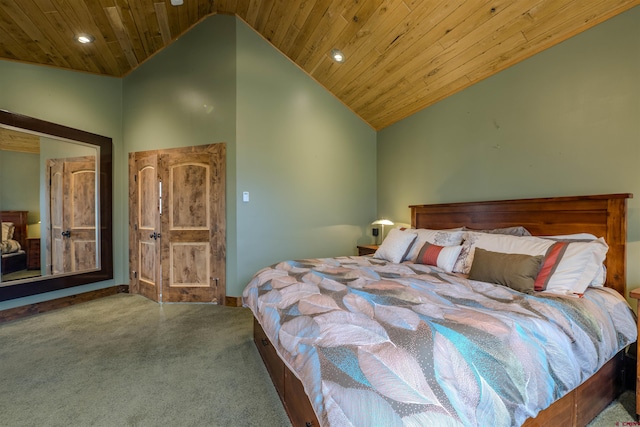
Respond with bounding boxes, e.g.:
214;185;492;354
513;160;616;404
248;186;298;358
371;219;394;245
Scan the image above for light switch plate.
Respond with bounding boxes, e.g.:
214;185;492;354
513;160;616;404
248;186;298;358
242;191;249;202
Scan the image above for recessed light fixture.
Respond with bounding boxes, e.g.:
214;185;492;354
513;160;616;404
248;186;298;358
331;49;345;63
171;0;183;5
75;34;95;44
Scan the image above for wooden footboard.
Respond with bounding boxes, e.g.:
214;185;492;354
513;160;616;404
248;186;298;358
254;319;626;427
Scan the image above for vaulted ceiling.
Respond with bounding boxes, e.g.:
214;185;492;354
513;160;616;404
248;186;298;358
1;1;638;130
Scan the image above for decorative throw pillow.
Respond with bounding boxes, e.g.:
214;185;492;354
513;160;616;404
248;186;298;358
374;228;417;264
541;233;606;287
2;222;15;241
469;248;543;294
415;242;463;273
403;228;465;262
453;232;553;275
454;232;609;295
534;237;608;295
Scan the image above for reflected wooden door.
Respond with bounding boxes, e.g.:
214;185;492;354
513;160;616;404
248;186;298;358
130;154;161;302
48;159;64;275
47;156;96;274
129;144;225;303
66;157;97;272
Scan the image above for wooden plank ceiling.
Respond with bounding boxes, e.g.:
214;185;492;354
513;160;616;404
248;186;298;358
0;127;40;153
0;0;638;130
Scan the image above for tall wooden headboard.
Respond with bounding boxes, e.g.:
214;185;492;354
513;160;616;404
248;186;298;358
410;193;632;296
1;210;28;249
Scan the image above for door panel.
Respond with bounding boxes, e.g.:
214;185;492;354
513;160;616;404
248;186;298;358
48;160;64;275
131;155;161;302
170;242;209;287
161;153;216;302
66;159;97;271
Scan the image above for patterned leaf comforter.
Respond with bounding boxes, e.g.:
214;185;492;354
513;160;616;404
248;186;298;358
242;256;637;427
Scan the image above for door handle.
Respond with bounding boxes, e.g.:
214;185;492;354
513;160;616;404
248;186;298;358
150;232;161;240
61;230;71;238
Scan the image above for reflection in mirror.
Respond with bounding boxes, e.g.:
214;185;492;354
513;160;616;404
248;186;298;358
46;149;98;277
0;110;112;302
1;130;98;282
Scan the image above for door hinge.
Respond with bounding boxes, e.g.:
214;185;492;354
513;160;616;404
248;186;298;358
134;223;138;231
134;174;137;182
133;271;137;279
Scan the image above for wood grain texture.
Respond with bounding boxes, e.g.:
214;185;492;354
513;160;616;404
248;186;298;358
0;127;39;153
410;193;632;296
627;289;640;417
130;153;161;301
1;0;638;129
46;156;97;274
129;144;226;304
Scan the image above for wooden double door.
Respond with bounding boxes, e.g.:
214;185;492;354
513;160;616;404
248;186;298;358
129;144;226;303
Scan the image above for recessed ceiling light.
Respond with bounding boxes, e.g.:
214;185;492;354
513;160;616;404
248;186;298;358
75;34;95;44
171;0;183;5
331;49;345;63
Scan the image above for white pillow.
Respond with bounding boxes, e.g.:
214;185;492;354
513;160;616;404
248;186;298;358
534;238;609;294
374;228;417;263
453;231;553;275
542;233;607;287
414;242;463;273
454;231;609;295
2;222;15;241
403;228;465;262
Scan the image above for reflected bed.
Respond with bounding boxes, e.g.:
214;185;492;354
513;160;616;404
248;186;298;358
1;211;28;276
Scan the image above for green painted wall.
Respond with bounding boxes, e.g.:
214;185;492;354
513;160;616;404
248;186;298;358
378;6;640;297
122;14;238;294
235;19;377;289
123;15;376;296
0;151;39;224
0;60;123;310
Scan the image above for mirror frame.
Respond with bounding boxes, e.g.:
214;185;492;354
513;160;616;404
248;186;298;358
0;110;113;301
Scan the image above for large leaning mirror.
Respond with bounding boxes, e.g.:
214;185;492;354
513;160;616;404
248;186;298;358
0;110;112;302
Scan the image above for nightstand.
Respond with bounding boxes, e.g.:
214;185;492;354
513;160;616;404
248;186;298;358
357;245;379;256
629;288;640;418
26;237;41;270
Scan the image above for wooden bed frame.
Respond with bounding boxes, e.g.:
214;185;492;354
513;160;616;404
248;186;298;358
1;210;28;275
253;193;633;427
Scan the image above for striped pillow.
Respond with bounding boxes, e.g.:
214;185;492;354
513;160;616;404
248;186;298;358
534;238;608;295
415;243;463;273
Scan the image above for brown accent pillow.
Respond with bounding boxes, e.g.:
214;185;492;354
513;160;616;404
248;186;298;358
468;248;543;294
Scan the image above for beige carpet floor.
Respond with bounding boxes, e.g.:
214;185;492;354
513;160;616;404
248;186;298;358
0;293;291;427
0;293;634;426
